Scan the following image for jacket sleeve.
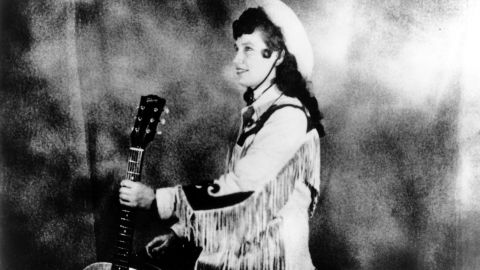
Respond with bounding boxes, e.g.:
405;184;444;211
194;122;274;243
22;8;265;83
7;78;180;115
153;107;307;236
154;186;177;220
154;186;186;237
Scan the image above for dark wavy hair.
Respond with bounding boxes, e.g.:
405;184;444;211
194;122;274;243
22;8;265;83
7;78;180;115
232;7;325;137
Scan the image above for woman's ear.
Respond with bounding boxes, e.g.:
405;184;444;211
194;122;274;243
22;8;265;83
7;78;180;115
275;49;285;66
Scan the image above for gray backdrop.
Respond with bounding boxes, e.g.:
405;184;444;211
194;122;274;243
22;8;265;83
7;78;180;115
2;0;479;269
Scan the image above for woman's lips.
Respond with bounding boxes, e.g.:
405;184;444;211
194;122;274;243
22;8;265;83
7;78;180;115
236;68;248;75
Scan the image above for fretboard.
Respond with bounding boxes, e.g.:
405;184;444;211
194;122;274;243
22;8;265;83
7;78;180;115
112;147;144;270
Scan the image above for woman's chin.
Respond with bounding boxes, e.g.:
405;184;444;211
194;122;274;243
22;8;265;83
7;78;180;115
236;80;250;89
237;79;258;89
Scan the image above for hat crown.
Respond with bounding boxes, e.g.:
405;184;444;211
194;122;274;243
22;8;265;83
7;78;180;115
246;0;313;80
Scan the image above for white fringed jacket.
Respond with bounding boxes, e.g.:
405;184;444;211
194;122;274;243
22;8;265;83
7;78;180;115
155;85;321;270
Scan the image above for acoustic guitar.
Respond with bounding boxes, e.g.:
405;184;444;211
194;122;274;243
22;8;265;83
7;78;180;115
84;95;167;270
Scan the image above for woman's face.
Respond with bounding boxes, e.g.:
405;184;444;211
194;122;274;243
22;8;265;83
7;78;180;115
233;29;279;88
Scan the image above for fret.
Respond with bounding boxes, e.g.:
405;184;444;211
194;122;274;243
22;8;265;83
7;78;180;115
115;244;130;252
121;209;132;214
114;256;130;264
114;253;130;261
120;210;133;217
126;171;140;175
118;231;133;238
118;223;133;230
119;224;132;230
115;245;130;251
118;228;132;235
120;217;133;225
120;217;133;223
115;249;129;256
117;231;132;237
118;223;133;229
119;215;133;221
119;210;132;216
113;259;129;266
119;216;132;222
115;252;130;259
118;232;132;238
117;226;133;233
118;229;133;236
120;212;132;219
116;238;129;245
116;236;132;244
115;249;130;256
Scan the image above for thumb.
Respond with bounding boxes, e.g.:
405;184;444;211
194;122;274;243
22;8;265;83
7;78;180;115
145;234;169;257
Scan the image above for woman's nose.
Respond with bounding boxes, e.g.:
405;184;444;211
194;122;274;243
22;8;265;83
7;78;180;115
233;51;243;65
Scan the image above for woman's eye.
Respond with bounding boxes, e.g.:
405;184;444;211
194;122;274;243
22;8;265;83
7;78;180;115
245;46;253;52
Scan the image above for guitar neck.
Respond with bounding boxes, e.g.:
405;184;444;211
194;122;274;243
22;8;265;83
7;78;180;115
126;147;144;183
112;147;144;270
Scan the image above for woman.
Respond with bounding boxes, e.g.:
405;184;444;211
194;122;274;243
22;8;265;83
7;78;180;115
119;1;324;269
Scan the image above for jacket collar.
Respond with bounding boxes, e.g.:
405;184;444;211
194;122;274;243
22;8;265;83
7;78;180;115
241;84;283;119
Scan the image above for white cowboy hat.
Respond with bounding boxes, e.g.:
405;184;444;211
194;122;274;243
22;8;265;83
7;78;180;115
246;0;314;80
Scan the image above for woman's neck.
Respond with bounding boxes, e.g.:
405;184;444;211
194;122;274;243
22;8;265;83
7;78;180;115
253;73;276;100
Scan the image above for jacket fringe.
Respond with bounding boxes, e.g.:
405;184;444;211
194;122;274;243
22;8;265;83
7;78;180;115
174;131;320;269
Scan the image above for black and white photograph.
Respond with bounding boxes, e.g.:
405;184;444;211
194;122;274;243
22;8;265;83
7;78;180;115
1;0;479;269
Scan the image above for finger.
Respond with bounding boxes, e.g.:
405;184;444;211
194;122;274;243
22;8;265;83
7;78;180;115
119;197;134;207
119;198;133;206
146;235;168;249
119;187;132;195
119;193;131;201
145;246;152;258
151;240;169;254
151;246;162;254
146;240;156;255
148;235;167;245
120;180;134;188
129;182;143;191
152;235;171;252
146;236;165;256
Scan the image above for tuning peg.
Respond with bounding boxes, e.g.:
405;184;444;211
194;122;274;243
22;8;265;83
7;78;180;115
137;117;142;121
150;118;155;123
160;118;166;125
153;107;159;112
146;129;151;134
163;107;170;114
157;130;162;135
140;106;145;110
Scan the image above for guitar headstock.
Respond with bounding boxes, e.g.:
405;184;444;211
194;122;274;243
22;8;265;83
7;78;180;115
130;95;167;149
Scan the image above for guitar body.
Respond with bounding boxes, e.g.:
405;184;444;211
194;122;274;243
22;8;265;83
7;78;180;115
83;261;162;270
83;262;118;270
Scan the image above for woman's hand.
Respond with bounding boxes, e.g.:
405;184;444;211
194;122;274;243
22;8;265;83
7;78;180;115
145;230;179;258
119;179;155;209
